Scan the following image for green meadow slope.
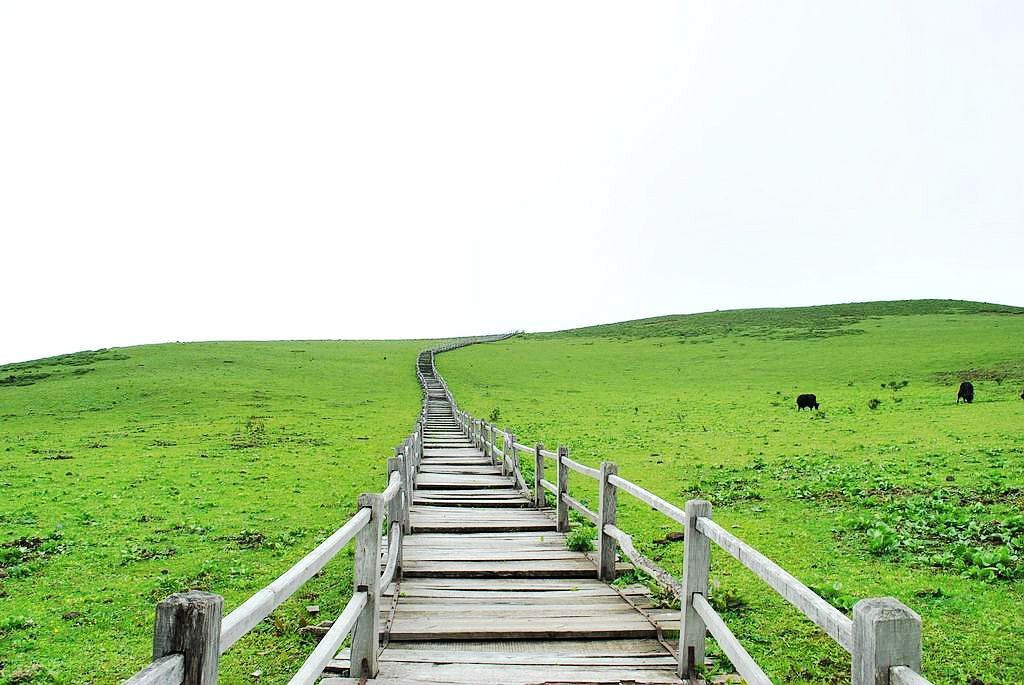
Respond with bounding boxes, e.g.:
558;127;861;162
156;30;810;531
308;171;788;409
0;341;423;684
438;300;1024;685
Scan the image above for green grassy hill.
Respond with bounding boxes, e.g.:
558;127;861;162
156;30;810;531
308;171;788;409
0;341;423;684
438;300;1024;685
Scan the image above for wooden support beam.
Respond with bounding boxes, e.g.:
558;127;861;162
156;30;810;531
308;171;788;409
852;597;922;685
152;591;223;685
350;495;381;679
533;444;545;508
678;499;711;679
597;461;618;581
556;446;570;533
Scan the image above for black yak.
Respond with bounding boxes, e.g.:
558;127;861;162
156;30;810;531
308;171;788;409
796;394;819;410
957;381;974;404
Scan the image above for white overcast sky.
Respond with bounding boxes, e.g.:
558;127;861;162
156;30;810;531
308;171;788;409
1;1;1022;364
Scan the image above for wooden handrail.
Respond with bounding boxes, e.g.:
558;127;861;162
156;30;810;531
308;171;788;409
560;492;598;524
693;594;772;685
380;470;402;504
604;524;681;597
379;523;402;589
122;654;184;685
429;338;934;685
219;506;372;652
562;455;600;479
696;515;854;652
607;474;687;525
286;591;367;685
891;666;931;685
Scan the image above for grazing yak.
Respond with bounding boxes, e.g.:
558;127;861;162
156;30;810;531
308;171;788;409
957;381;974;404
796;393;819;410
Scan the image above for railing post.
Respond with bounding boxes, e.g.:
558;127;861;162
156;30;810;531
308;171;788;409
852;598;922;685
395;446;413;518
555;446;569;532
678;499;711;679
533;443;545;508
152;591;223;684
388;455;410;537
351;493;381;679
597;461;618;581
500;430;509;476
508;433;518;484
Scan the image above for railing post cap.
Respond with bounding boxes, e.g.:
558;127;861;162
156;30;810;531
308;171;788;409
158;590;223;608
557;445;568;456
600;461;617;474
357;492;380;508
853;596;921;623
684;499;712;519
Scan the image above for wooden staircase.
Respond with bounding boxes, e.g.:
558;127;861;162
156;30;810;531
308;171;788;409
323;352;683;684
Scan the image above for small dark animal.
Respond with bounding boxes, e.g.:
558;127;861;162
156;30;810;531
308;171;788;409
956;381;974;404
796;393;819;410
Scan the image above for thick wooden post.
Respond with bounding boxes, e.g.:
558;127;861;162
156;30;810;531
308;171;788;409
483;423;492;464
152;591;223;685
351;494;381;679
388;456;410;536
500;430;510;476
508;433;518;483
678;499;711;679
396;446;413;517
852;598;922;685
597;461;618;581
533;444;545;508
555;446;569;532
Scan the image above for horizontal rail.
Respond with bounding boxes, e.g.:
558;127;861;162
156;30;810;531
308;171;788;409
891;666;932;685
607;474;687;525
508;460;531;494
219;507;372;652
123;654;184;685
693;593;772;685
380;471;401;505
562;456;600;479
604;524;681;597
379;524;401;589
561;493;598;525
539;448;558;460
512;442;534;454
286;591;367;685
539;478;557;494
695;516;854;652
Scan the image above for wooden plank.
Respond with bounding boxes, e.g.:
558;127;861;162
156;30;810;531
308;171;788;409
402;559;598;578
322;662;683;685
330;648;676;667
387;616;658;640
391;605;641;619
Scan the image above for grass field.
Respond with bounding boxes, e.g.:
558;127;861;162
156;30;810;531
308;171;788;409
437;300;1024;685
0;341;423;684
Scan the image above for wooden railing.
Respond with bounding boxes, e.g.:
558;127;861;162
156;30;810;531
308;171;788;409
430;348;933;685
122;334;513;685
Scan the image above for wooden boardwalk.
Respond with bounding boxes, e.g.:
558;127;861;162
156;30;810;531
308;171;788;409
124;337;933;685
323;356;683;684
